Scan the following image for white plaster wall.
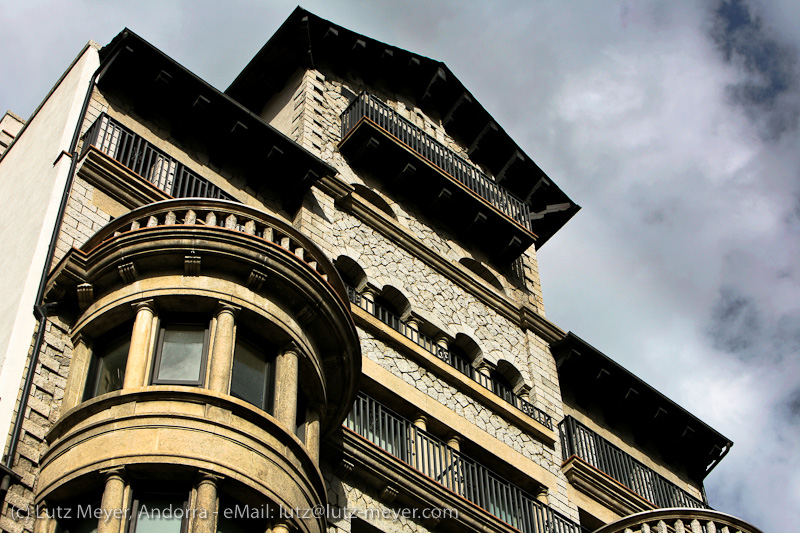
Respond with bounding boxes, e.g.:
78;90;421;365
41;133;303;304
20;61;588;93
0;43;100;453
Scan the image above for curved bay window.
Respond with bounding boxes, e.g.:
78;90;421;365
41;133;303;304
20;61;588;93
231;335;275;413
83;328;130;400
151;320;210;386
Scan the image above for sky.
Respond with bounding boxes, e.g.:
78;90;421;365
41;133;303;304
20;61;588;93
1;0;798;530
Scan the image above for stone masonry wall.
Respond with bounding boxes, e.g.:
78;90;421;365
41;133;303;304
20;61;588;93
281;68;545;309
283;73;576;518
1;317;72;533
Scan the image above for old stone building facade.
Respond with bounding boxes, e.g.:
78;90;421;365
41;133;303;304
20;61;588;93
0;8;762;533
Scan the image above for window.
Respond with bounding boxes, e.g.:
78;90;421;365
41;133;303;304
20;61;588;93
296;391;307;442
230;336;274;413
84;333;130;400
152;322;209;386
129;493;188;533
490;369;517;406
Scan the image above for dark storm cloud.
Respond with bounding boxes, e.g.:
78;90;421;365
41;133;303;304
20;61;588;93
707;285;762;355
709;0;800;138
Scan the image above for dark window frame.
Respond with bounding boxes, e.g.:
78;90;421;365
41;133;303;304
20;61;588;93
230;333;275;413
127;490;190;533
150;320;210;387
83;324;132;401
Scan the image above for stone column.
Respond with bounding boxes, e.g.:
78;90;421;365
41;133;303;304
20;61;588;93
123;300;157;389
433;335;449;362
207;303;240;393
446;434;461;452
412;414;428;472
361;287;378;315
274;345;300;430
306;404;322;465
534;486;549;505
33;502;54;533
98;468;125;533
192;473;220;533
405;316;420;343
272;521;292;533
62;334;92;410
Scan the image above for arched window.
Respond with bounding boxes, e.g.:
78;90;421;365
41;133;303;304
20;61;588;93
352;184;396;219
459;258;504;293
451;334;482;379
334;255;368;291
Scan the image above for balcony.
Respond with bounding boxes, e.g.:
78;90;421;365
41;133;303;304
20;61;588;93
345;393;580;533
80;113;234;201
594;508;763;533
345;284;553;431
560;416;706;513
339;93;535;262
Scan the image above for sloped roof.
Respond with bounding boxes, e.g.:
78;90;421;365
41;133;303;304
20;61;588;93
226;7;579;249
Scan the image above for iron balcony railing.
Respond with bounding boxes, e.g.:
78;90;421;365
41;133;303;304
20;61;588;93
345;393;580;533
345;284;552;430
81;113;235;201
341;93;532;231
559;416;707;510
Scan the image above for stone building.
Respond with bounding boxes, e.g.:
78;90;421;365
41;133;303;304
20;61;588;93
0;8;762;533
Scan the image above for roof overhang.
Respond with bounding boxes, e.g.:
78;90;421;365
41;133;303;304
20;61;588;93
226;7;579;249
553;333;732;481
96;29;336;211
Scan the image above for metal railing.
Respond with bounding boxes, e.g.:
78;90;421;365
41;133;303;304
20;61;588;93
341;93;532;231
345;393;580;533
81;113;235;201
559;416;706;509
345;284;552;430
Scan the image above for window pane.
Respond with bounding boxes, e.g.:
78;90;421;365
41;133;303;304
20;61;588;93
95;338;129;396
231;340;268;410
133;496;185;533
157;326;205;383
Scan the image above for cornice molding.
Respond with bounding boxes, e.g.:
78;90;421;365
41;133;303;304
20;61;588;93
77;146;171;208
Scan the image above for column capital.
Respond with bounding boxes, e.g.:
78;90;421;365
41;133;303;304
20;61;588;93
99;466;125;482
215;302;240;318
72;331;93;349
281;342;301;357
197;470;224;485
131;299;157;314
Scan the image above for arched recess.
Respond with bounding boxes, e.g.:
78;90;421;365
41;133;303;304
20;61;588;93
376;285;411;320
352;183;396;219
451;333;481;378
493;360;529;402
459;258;504;293
335;255;368;291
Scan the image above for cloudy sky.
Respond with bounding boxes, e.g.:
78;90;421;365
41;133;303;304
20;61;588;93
2;0;798;530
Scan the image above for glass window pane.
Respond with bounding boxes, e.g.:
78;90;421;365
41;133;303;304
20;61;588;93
133;496;185;533
231;341;268;410
157;326;205;383
95;338;129;396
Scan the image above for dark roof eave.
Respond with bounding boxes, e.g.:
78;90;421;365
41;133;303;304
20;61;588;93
224;8;578;244
98;28;336;188
554;332;733;479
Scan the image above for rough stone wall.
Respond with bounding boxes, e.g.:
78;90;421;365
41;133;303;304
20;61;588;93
288;69;541;306
324;464;437;533
1;317;72;533
288;68;576;519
